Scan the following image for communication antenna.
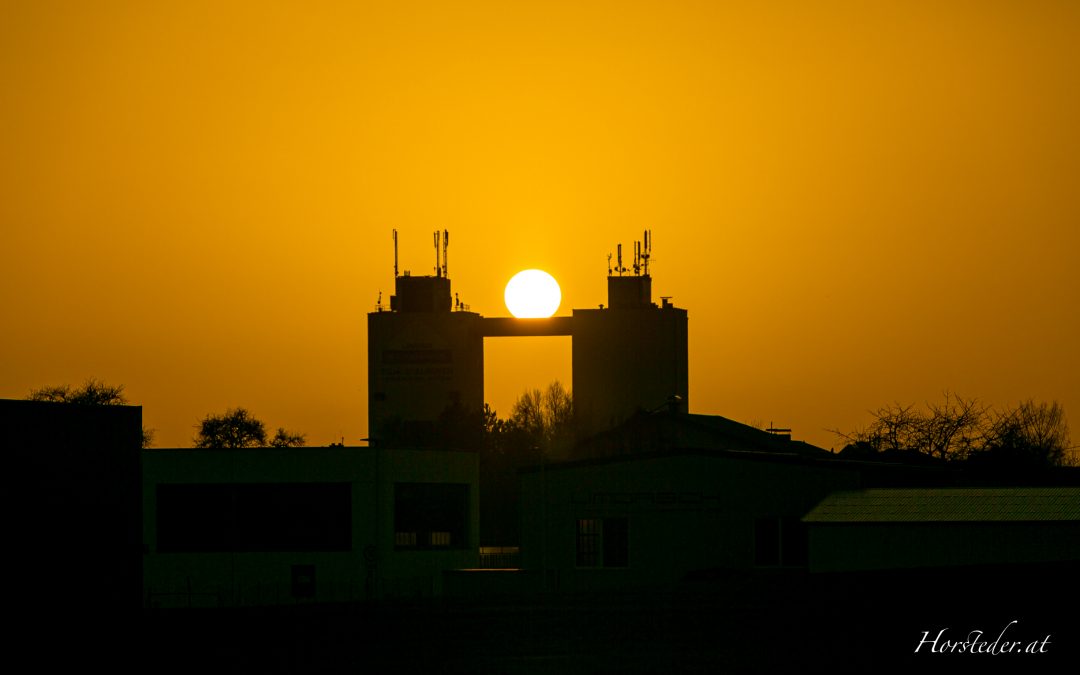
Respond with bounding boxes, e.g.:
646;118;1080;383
433;230;441;277
607;253;613;276
617;243;623;276
643;229;651;276
633;240;641;276
393;229;399;278
442;230;449;278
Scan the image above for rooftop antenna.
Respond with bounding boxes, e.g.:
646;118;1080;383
617;243;624;276
607;253;613;276
393;229;399;278
633;240;641;276
643;229;651;276
442;230;449;278
433;230;441;277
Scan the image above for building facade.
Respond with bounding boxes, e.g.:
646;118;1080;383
518;450;860;592
143;445;478;606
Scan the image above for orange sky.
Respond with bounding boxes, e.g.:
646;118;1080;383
2;1;1078;450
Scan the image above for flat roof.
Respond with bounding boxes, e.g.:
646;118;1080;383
803;487;1080;523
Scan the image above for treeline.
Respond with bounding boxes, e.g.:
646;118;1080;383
833;392;1074;469
479;380;574;546
25;379;306;449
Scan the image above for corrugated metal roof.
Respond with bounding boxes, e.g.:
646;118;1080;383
803;487;1080;523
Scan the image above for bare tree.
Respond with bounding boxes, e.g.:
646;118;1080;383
194;408;267;448
507;380;574;453
981;400;1071;468
269;427;306;448
543;380;574;431
916;392;987;461
509;388;545;439
29;378;127;406
27;378;155;447
832;401;925;456
834;393;1072;468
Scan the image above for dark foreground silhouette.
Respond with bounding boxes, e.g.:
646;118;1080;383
133;562;1079;675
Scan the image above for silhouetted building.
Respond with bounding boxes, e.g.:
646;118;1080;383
368;280;485;447
142;445;478;606
519;448;861;591
573;410;821;460
803;487;1080;572
367;230;688;445
2;399;142;660
572;275;688;439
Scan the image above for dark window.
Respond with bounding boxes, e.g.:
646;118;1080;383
602;518;629;568
754;517;807;567
780;518;808;567
157;483;352;553
754;518;780;566
576;519;601;567
394;483;468;549
576;518;629;568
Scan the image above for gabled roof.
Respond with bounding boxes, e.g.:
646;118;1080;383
803;487;1080;523
572;410;829;460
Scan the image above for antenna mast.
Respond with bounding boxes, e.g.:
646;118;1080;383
393;229;399;278
643;229;651;276
442;230;449;278
617;243;623;276
433;230;441;277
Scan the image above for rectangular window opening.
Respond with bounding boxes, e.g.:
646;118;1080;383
394;483;468;550
576;517;629;568
576;518;601;567
156;483;352;553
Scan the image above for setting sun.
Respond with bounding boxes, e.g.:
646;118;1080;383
504;269;562;318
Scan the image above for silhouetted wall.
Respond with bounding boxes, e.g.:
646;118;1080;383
1;399;142;650
142;446;478;606
519;450;859;591
572;303;689;438
367;309;485;447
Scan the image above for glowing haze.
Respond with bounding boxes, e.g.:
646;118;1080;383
2;1;1078;450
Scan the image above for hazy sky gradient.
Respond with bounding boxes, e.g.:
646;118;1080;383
3;1;1078;449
